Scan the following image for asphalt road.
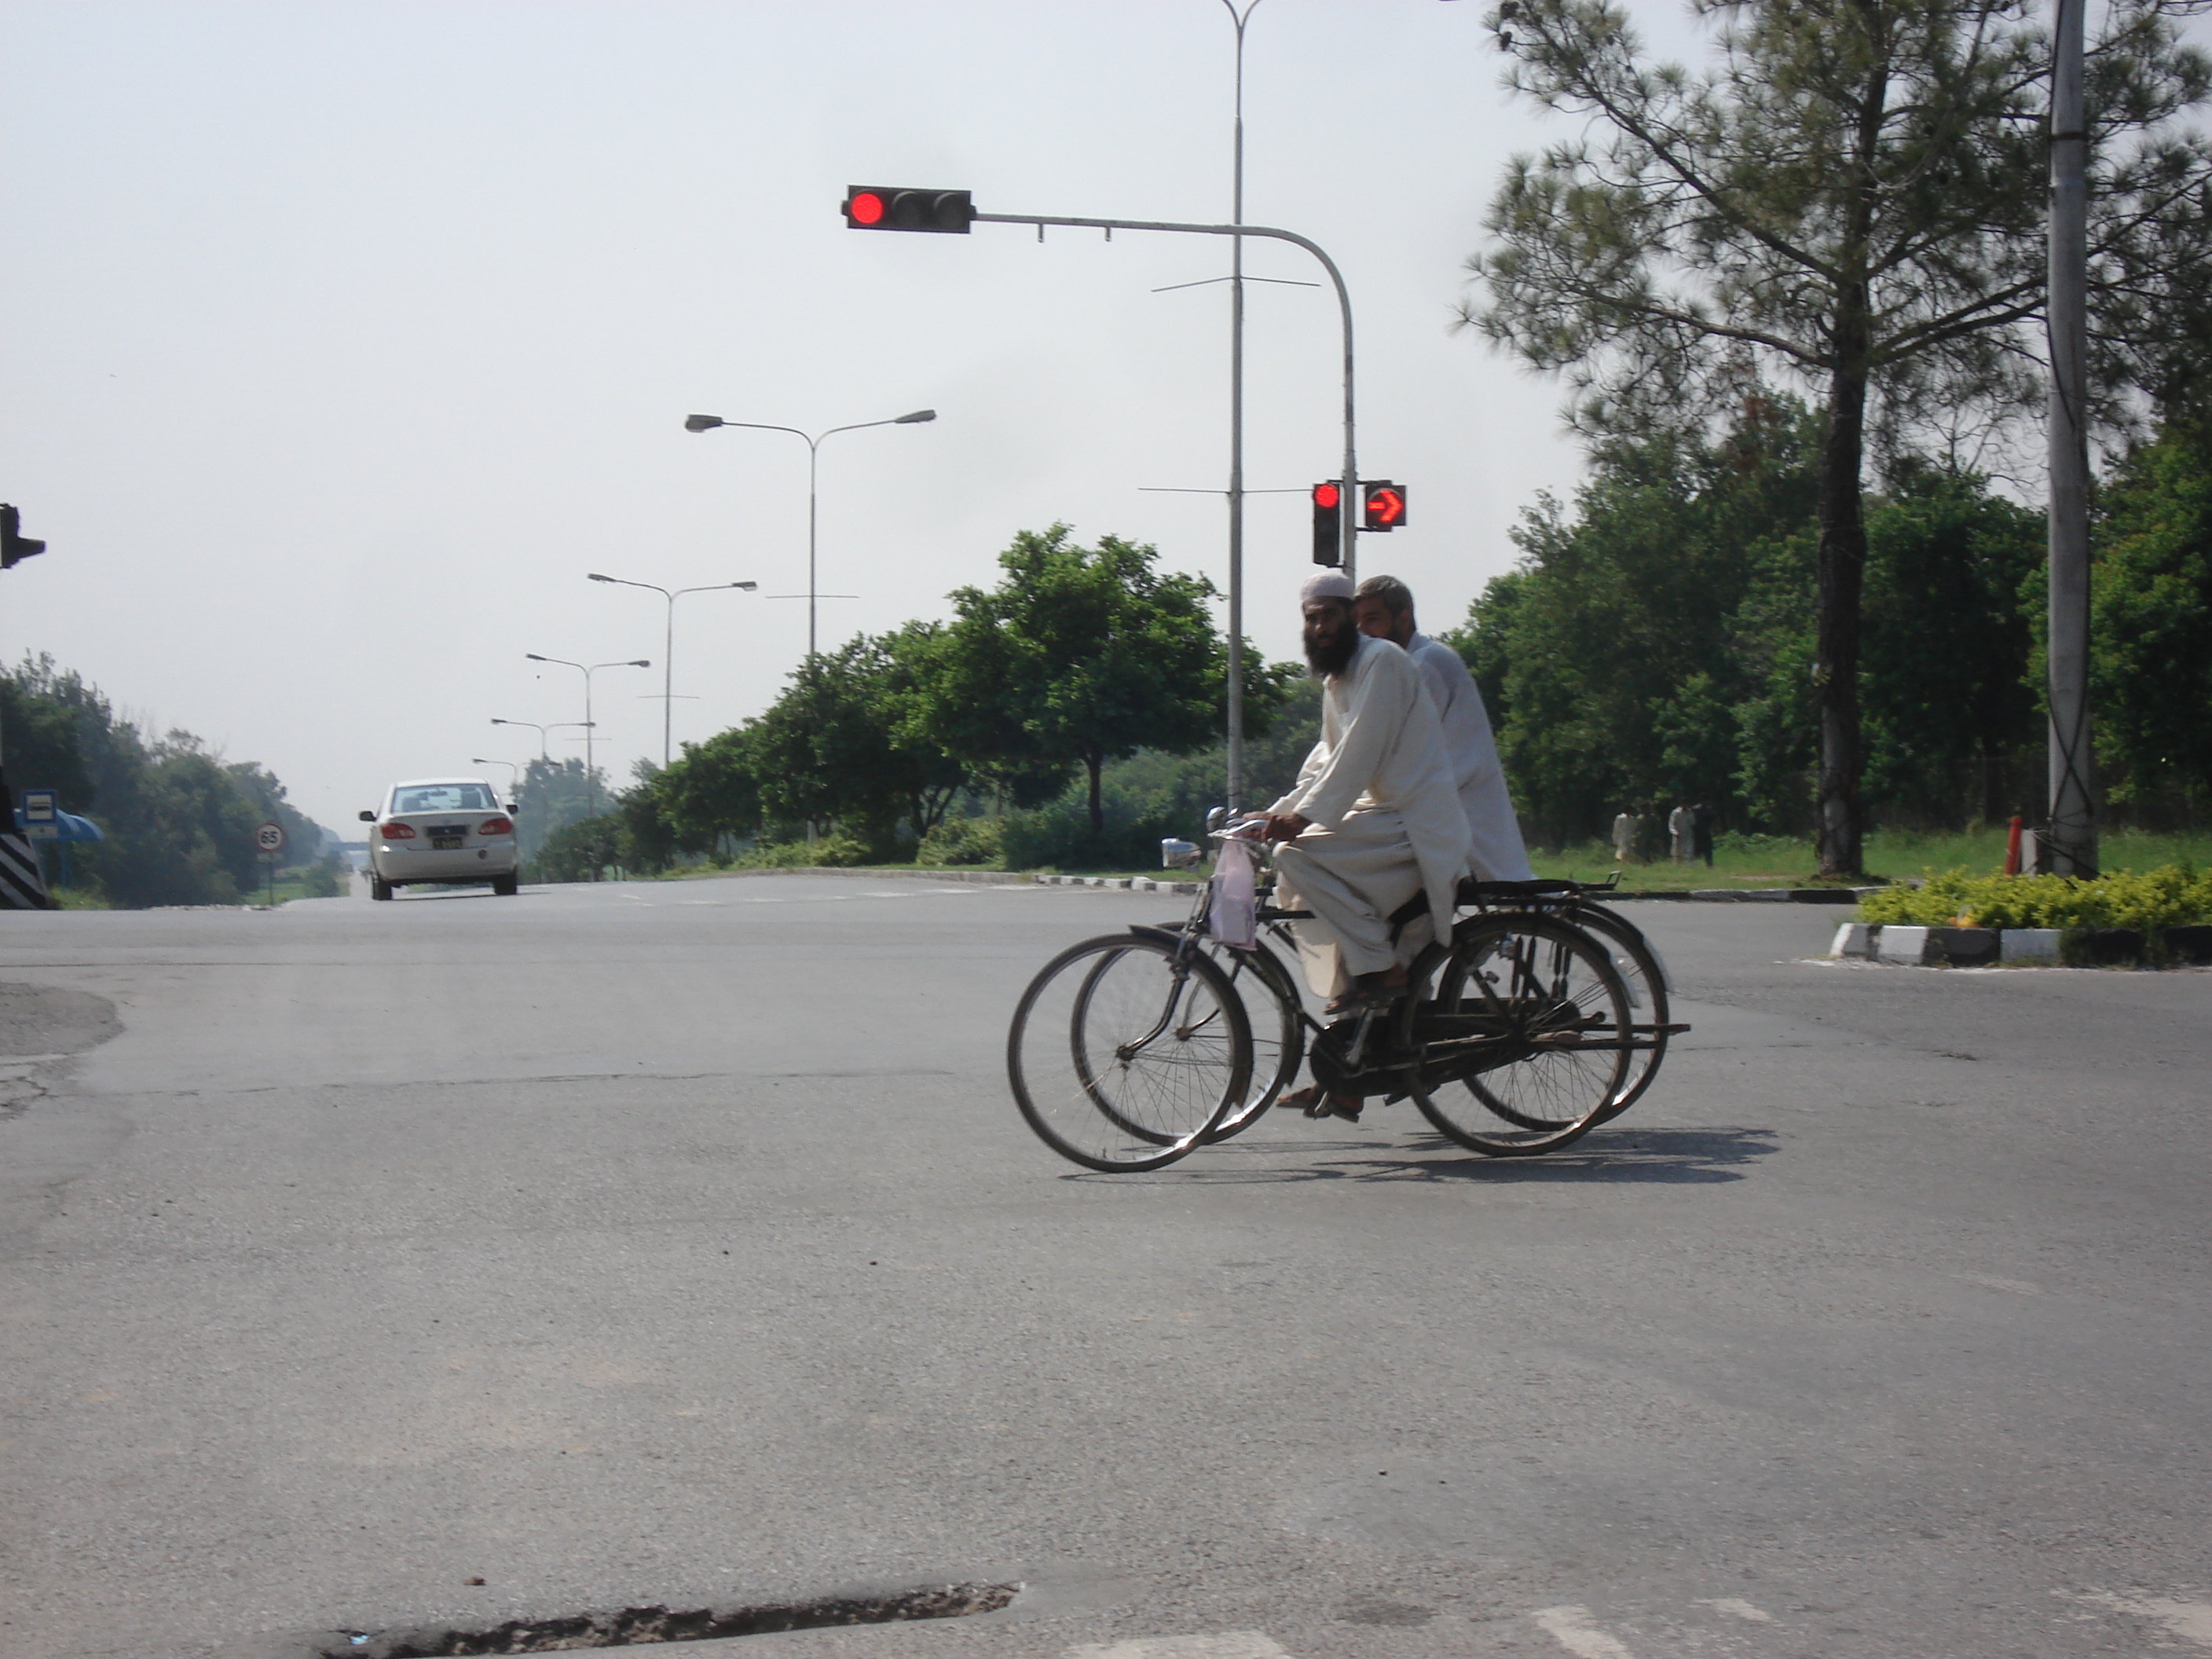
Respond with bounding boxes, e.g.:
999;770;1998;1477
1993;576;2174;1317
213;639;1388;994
2;874;2208;1659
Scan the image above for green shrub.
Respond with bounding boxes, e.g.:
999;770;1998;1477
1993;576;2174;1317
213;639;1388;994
999;798;1190;873
728;834;872;870
1858;863;2212;949
917;817;1003;866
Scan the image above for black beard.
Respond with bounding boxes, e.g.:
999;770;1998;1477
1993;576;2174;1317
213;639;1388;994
1304;622;1357;680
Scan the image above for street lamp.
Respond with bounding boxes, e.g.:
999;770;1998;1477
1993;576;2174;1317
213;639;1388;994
587;573;758;766
683;408;935;659
522;655;651;815
489;717;594;762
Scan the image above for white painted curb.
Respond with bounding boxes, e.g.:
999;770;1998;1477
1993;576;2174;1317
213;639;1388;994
2000;928;2062;965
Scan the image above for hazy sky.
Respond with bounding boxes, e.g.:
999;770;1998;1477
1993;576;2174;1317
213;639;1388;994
0;2;1823;832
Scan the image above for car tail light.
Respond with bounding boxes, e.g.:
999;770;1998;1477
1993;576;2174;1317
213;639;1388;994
478;815;514;836
379;822;417;840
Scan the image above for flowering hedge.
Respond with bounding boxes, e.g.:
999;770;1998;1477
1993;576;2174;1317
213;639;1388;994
1858;866;2212;936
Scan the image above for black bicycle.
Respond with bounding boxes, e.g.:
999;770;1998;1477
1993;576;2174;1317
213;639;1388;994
1007;829;1687;1172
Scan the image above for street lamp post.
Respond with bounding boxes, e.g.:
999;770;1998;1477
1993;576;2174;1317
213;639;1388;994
488;718;594;763
522;655;651;816
1221;0;1262;812
683;408;935;660
587;574;758;766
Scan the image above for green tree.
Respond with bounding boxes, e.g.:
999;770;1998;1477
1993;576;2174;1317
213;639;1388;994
745;628;967;848
532;815;623;884
917;526;1266;834
654;727;764;851
2081;425;2212;808
1442;409;2042;843
1440;405;1822;843
1462;0;2212;873
0;654;97;813
515;757;604;868
612;760;679;876
1859;475;2044;822
0;655;328;907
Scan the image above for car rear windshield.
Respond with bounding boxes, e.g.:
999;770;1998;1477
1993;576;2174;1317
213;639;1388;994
392;784;496;815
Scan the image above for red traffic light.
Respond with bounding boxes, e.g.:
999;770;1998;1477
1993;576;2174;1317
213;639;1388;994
1361;482;1406;531
1311;482;1342;566
843;186;972;233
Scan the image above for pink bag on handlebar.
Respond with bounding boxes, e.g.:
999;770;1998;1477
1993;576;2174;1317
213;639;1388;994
1208;835;1258;950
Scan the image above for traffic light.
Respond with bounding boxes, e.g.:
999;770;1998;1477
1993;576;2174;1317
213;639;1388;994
0;505;44;570
843;187;973;233
1361;482;1407;532
1311;482;1342;566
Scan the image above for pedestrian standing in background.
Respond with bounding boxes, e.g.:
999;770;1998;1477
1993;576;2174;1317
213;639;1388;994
1668;800;1695;863
1692;800;1716;868
1612;807;1639;865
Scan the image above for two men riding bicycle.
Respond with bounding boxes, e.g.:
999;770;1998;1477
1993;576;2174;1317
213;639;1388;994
1257;569;1533;1119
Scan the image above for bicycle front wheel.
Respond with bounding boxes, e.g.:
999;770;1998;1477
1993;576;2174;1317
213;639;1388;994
1402;913;1632;1157
1008;932;1251;1172
1202;941;1304;1141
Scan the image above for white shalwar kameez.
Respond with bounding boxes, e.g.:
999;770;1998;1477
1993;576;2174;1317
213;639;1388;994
1269;634;1471;997
1406;632;1534;882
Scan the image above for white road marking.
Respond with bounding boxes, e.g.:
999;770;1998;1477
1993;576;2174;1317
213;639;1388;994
1063;1635;1291;1659
1533;1605;1635;1657
1698;1597;1774;1623
2071;1590;2212;1646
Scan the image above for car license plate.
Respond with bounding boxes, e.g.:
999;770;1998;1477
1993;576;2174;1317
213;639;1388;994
431;834;464;850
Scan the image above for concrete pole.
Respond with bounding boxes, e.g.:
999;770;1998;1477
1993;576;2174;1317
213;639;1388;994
2047;0;2097;875
1221;0;1260;814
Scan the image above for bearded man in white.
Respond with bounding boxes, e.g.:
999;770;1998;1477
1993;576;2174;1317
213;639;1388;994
1260;571;1471;1068
1351;573;1534;882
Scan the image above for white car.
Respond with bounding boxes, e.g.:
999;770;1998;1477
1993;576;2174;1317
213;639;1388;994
359;778;520;900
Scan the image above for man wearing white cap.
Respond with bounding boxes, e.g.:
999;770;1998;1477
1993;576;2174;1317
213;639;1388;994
1259;571;1470;1117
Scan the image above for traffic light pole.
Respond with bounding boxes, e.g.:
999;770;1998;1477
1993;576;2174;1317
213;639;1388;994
969;206;1360;747
2046;0;2097;877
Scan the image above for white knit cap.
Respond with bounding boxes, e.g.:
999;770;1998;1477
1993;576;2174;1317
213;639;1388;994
1299;569;1355;606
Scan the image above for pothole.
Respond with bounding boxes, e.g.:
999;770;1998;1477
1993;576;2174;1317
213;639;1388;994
319;1580;1020;1657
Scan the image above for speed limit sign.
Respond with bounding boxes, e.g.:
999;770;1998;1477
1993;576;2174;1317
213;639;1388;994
254;822;287;855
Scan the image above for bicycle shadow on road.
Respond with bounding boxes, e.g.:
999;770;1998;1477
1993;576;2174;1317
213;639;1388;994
1118;1124;1779;1187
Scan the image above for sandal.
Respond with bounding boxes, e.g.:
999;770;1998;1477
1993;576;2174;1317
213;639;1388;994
1283;1085;1364;1124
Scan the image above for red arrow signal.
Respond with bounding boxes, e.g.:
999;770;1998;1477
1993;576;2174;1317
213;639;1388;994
1361;482;1405;531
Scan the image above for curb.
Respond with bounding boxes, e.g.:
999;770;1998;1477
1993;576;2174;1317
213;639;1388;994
1831;922;2020;966
1827;921;2212;968
1027;872;1207;895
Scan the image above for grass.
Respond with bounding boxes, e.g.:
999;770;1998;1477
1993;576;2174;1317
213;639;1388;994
624;825;2212;891
1528;825;2212;891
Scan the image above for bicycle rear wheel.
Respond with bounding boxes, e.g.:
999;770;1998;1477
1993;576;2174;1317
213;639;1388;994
1569;901;1672;1120
1008;932;1251;1172
1401;913;1631;1157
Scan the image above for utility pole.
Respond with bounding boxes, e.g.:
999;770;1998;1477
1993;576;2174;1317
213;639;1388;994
1221;0;1262;813
2046;0;2097;875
